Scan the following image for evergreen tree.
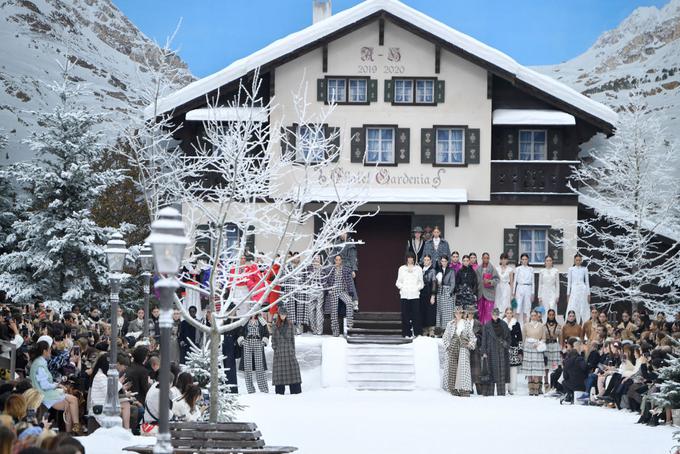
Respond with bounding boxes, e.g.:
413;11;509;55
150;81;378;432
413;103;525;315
183;338;244;422
0;60;127;311
653;354;680;409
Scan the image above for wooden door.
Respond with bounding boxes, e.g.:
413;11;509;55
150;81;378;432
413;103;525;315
355;214;412;312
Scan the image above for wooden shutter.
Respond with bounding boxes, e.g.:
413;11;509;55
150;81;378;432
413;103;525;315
281;124;297;158
434;80;445;103
317;79;327;102
396;128;410;164
384;79;394;103
368;79;378;103
326;126;340;163
548;128;563;160
548;228;564;264
194;224;212;258
465;128;480;164
503;128;518;159
244;226;255;255
503;228;519;265
350;127;365;163
421;128;435;164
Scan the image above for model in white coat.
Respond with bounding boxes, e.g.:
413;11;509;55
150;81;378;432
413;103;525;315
512;254;534;326
496;253;514;315
566;254;591;325
538;256;560;323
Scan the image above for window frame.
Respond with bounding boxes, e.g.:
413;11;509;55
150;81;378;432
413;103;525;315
364;125;397;166
433;126;466;167
391;77;438;106
295;124;326;164
518;129;548;161
518;227;549;266
324;76;370;105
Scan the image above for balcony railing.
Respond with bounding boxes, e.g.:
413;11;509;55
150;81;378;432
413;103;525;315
490;160;578;195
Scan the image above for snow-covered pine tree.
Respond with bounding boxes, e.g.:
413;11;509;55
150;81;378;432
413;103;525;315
569;91;680;313
182;338;244;422
0;59;127;311
653;354;680;410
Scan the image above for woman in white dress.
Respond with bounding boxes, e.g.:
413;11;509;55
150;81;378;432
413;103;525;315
538;256;560;323
496;253;514;315
566;254;591;325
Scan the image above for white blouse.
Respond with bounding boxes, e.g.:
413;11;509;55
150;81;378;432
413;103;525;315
513;265;535;293
567;266;590;295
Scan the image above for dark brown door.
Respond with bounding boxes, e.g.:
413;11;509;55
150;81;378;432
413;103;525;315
355;214;412;312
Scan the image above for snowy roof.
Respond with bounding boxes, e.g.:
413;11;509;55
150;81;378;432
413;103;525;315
146;0;617;129
492;109;576;126
185;107;268;122
310;186;468;203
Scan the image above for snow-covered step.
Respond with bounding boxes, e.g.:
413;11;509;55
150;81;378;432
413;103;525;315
346;342;416;391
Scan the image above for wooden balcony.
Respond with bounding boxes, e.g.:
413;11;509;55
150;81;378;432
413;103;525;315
490;160;578;204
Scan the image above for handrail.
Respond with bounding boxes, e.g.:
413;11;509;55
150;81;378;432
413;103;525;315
0;340;17;381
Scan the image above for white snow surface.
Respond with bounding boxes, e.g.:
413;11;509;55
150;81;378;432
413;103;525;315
492;109;576;125
79;426;153;454
147;0;616;127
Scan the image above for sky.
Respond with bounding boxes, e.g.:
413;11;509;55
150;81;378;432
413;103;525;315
113;0;669;78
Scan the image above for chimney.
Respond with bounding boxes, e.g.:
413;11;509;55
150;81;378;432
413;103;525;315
313;0;332;24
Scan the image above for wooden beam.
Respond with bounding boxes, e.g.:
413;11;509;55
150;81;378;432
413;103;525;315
322;44;328;73
379;18;385;45
435;45;441;74
487;72;492;99
455;203;460;227
269;68;275;97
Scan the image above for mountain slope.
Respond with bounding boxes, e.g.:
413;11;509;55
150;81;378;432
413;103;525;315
0;0;194;162
535;0;680;137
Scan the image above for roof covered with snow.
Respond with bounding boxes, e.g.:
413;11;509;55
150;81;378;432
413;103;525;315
146;0;617;129
492;109;576;126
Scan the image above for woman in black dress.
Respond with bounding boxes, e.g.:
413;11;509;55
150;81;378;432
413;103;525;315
420;254;438;337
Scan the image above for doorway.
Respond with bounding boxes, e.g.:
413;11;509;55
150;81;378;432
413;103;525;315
354;213;412;312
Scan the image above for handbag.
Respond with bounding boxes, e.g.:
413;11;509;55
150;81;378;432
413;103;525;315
510;298;517;310
536;341;547;353
483;272;493;288
480;356;493;384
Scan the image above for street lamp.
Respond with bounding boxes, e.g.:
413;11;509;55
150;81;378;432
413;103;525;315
147;207;188;454
139;242;154;340
102;232;128;429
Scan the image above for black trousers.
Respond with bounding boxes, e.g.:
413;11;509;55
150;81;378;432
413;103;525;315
400;299;421;336
275;383;302;395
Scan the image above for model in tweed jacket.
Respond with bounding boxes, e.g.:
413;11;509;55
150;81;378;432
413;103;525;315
480;311;511;396
442;308;476;396
237;318;269;371
271;314;302;391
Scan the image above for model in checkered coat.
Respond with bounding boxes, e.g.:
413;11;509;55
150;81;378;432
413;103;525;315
324;255;358;337
237;315;269;394
480;308;511;396
468;311;484;394
271;306;302;394
435;256;455;332
442;307;476;396
306;256;325;335
282;255;309;334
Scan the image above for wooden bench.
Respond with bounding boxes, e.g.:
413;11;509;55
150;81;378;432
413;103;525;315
124;421;297;454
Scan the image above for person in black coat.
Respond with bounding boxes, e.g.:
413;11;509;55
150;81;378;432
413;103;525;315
124;346;150;404
561;338;588;404
179;306;200;364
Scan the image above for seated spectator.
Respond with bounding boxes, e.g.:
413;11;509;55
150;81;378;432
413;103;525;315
561;338;587;404
125;346;150;404
87;353;131;429
172;384;203;422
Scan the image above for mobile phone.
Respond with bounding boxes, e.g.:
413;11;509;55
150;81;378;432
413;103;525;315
71;328;77;338
72;345;81;356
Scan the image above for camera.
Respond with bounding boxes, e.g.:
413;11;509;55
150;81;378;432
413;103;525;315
92;405;103;415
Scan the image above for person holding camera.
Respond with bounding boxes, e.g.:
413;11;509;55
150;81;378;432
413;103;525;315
560;337;587;405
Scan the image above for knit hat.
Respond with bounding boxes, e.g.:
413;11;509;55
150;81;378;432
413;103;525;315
277;305;289;316
492;308;501;317
412;226;423;233
37;335;53;348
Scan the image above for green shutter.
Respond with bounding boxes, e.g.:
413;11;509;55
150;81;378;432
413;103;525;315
281;125;297;158
465;128;480;164
317;79;327;102
368;79;378;103
548;228;564;264
327;126;340;163
194;224;212;259
384;79;394;103
350;127;365;163
503;228;519;265
435;80;445;103
421;128;435;164
548;129;563;160
396;128;410;164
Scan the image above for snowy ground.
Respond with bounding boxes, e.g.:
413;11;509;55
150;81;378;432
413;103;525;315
79;335;676;453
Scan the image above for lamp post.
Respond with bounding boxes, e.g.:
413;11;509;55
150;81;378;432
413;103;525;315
147;207;188;454
139;243;154;341
102;232;128;429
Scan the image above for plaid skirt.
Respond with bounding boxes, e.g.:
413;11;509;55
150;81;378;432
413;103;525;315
544;342;562;371
520;347;544;377
508;344;522;367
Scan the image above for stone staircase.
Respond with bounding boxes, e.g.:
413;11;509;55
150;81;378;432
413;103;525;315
345;312;416;391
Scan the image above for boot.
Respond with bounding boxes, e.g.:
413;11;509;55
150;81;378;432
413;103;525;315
71;422;82;435
537;380;544;395
528;382;535;396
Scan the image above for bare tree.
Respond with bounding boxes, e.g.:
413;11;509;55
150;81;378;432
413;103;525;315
570;91;680;313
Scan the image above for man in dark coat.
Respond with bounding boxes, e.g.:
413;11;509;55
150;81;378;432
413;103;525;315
561;338;588;404
480;308;511;396
179;306;200;364
467;308;483;394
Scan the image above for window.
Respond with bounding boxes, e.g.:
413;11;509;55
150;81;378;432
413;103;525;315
394;80;413;103
297;125;325;163
327;78;346;103
416;79;434;103
366;128;395;164
519;228;547;265
519;130;547;160
349;79;367;103
435;128;465;164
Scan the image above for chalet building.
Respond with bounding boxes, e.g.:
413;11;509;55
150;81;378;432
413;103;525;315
149;0;617;313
